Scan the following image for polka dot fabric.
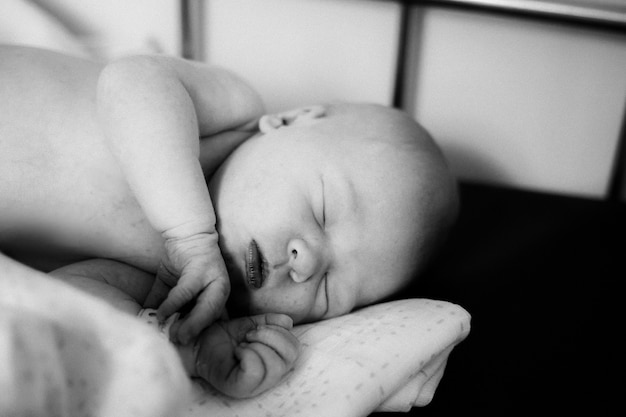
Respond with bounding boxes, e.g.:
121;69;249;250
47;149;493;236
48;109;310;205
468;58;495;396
187;299;470;417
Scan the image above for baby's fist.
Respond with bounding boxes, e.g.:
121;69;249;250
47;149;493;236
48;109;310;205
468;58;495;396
195;314;300;398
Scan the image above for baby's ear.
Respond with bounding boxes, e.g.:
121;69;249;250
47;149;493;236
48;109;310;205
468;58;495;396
259;105;326;133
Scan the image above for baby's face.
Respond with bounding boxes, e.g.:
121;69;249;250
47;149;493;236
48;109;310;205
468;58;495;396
209;105;435;323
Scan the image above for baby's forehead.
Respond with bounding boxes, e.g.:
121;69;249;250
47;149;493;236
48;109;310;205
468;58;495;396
319;141;425;221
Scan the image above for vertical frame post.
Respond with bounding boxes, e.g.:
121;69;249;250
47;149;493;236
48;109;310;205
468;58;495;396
181;0;205;60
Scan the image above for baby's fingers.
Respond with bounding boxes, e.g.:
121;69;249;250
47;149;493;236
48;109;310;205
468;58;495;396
235;342;293;396
259;313;294;330
172;277;230;344
156;279;199;322
244;313;294;332
245;324;300;366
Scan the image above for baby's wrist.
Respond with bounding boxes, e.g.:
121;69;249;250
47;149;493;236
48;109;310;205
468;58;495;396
160;221;217;242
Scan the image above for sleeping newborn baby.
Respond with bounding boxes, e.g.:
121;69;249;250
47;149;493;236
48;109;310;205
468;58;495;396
0;45;458;397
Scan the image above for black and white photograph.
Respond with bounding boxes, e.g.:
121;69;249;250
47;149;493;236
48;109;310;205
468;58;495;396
1;1;625;416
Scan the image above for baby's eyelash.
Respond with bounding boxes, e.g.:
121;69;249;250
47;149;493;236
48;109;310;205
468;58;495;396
321;178;326;228
323;272;330;317
322;195;326;227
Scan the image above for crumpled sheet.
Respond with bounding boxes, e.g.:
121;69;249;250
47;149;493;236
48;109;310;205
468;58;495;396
186;298;470;417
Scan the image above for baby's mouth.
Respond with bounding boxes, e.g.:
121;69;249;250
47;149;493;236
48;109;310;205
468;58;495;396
246;240;265;289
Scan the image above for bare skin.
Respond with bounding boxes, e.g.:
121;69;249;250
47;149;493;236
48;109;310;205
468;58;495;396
0;45;298;398
0;45;262;340
0;47;163;271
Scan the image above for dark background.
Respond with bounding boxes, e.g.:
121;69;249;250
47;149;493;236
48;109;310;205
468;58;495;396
373;182;625;415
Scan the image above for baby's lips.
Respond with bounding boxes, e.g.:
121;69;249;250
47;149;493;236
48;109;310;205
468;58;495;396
247;240;265;289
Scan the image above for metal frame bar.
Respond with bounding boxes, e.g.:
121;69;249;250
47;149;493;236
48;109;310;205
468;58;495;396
607;101;626;201
180;0;205;60
407;0;626;30
392;2;412;108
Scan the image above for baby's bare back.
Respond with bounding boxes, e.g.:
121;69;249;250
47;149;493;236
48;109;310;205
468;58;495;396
0;46;163;272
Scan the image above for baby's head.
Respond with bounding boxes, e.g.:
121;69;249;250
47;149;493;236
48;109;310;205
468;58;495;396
208;102;458;323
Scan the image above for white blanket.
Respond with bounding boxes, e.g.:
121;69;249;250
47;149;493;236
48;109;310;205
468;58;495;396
188;298;470;417
0;253;470;416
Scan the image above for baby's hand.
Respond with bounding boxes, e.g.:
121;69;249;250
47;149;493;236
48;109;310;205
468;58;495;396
194;314;300;398
147;232;230;345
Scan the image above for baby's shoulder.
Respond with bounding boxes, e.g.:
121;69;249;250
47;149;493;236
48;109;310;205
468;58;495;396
0;46;104;159
0;45;102;111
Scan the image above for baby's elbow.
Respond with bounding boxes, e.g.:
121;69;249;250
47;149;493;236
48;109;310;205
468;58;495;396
228;74;266;129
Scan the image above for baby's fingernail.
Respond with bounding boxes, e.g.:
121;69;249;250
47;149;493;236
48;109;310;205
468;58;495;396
246;328;262;340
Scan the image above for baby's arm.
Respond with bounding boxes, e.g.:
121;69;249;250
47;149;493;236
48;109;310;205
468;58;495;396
49;259;153;316
97;56;264;344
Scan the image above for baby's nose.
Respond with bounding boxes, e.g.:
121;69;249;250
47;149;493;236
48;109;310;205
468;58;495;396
287;238;323;283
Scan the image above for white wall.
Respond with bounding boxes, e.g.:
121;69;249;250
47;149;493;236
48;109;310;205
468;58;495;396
203;0;401;113
408;7;626;198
